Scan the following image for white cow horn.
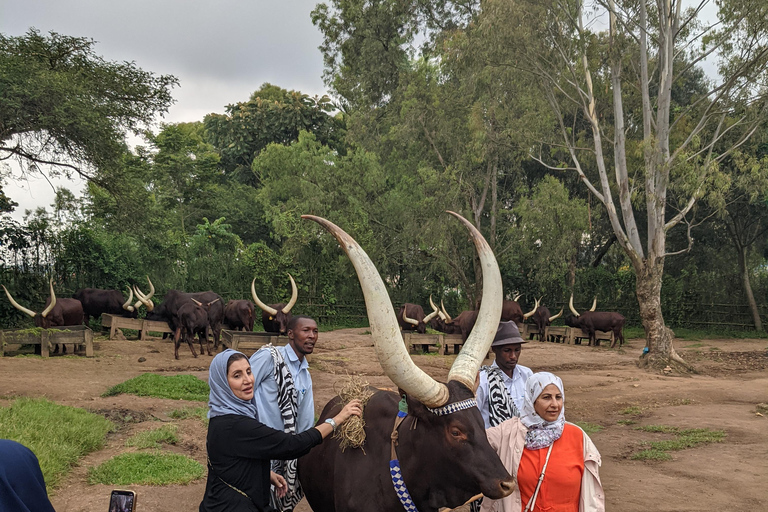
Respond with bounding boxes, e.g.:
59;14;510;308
252;278;278;317
441;300;453;323
123;286;135;312
281;274;298;314
423;297;439;323
445;211;503;390
589;296;597;311
549;308;563;322
2;285;37;318
569;293;580;316
302;214;450;408
40;279;56;318
402;307;419;326
523;297;539;320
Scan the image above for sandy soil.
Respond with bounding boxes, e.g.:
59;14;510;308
1;329;766;512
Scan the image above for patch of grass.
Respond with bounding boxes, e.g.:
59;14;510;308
574;422;604;434
169;406;209;424
87;452;204;485
631;425;725;461
0;398;114;488
620;406;644;416
126;425;179;449
623;326;646;339
617;419;637;426
684;343;704;348
102;373;209;402
756;403;768;415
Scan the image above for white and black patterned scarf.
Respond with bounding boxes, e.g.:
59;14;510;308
265;345;304;512
481;365;520;426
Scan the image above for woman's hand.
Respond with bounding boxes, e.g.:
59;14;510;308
270;471;287;498
333;399;363;425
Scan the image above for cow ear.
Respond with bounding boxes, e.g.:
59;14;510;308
405;393;440;424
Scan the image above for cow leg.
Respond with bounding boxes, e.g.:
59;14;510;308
187;329;198;358
173;327;181;359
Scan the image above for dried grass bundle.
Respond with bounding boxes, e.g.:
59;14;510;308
333;375;374;452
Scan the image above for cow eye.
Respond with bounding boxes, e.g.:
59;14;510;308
450;428;462;437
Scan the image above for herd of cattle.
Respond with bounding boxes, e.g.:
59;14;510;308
2;274;626;358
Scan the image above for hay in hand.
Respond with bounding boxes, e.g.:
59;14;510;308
333;375;374;452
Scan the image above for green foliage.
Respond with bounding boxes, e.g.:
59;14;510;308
102;374;209;402
0;29;177;184
87;452;204;485
631;425;726;461
125;424;179;449
620;406;644;416
168;406;209;424
573;422;604;434
0;398;114;488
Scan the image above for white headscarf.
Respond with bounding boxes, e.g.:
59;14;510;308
519;372;566;450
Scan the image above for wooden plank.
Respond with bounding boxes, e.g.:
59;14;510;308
220;330;285;355
402;332;442;354
84;328;94;357
40;330;49;358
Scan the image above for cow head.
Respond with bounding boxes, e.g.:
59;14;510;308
251;274;298;335
3;279;60;328
522;297;540;321
568;293;597;319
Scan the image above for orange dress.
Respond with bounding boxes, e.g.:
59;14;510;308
517;423;584;512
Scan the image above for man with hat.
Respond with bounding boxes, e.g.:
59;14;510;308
476;320;533;429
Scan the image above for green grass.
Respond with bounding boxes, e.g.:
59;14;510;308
0;398;114;488
87;452;205;485
620;406;644;416
102;373;209;402
623;326;645;339
631;425;725;461
169;406;209;424
126;425;179;449
574;422;604;434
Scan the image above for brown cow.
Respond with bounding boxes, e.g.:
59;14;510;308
223;300;255;331
251;275;298;335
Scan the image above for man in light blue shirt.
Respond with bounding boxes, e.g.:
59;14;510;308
249;315;318;510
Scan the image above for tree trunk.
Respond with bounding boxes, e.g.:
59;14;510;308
737;245;763;331
635;260;690;370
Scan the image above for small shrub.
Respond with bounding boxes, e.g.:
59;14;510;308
88;452;204;485
102;373;209;402
126;425;179;449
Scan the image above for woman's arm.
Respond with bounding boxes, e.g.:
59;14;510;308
313;400;362;439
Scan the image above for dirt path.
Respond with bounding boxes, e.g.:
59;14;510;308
1;330;766;511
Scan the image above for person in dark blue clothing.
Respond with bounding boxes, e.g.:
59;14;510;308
0;439;56;512
200;349;361;512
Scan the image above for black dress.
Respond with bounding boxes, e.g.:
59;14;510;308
199;414;322;512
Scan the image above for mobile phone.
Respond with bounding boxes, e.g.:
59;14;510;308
108;489;136;512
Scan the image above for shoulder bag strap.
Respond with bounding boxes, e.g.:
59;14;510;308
523;443;554;512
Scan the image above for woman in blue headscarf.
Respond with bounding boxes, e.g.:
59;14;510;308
200;349;361;512
0;439;56;512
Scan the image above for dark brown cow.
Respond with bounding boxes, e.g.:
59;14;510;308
531;303;563;341
173;298;220;359
223;300;255;331
3;279;84;328
146;290;225;349
501;296;538;324
73;287;136;324
250;275;298;335
397;303;439;334
298;213;514;512
566;294;625;347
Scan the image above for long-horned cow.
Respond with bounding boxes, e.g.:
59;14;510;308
531;299;563;341
398;303;439;334
173;298;220;359
298;212;515;512
565;294;625;347
250;275;298;335
223;299;255;331
146;290;225;348
73;276;155;324
4;279;84;328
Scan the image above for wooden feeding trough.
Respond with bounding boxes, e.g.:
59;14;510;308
220;330;285;356
402;332;490;358
567;327;615;346
0;326;94;357
101;314;174;340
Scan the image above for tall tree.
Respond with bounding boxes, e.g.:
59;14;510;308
474;0;768;368
0;29;177;186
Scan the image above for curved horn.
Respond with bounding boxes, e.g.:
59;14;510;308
302;214;450;408
2;285;37;318
445;211;503;390
133;285;154;312
569;293;580;316
40;279;56;318
251;278;279;317
429;295;445;321
513;293;521;302
549;308;563;322
192;298;202;306
281;274;298;314
423;296;439;323
441;300;453;323
522;297;539;320
122;286;135;312
589;296;597;311
143;276;155;301
402;307;419;326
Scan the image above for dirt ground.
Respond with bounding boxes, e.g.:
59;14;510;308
1;329;766;512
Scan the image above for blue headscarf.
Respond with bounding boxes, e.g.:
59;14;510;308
0;439;56;512
208;349;260;419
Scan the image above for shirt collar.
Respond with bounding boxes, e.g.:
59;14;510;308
283;343;309;371
490;360;516;381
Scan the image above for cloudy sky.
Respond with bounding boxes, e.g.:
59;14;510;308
1;0;330;219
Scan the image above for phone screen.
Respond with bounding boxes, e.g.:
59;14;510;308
109;490;136;512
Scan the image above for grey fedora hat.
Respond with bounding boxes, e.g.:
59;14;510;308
491;321;527;347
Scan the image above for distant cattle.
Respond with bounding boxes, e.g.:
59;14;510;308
4;279;84;329
146;290;225;349
565;294;625;347
173;298;220;359
223;300;255;331
531;302;563;341
398;303;439;334
251;275;298;335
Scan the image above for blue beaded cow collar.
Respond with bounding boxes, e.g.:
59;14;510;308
389;398;478;511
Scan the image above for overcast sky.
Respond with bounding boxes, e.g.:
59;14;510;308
1;0;329;220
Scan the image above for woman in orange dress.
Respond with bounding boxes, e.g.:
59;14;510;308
480;372;604;512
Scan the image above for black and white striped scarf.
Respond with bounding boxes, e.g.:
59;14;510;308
481;365;520;426
265;345;304;512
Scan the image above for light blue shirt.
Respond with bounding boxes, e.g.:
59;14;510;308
476;360;533;429
249;344;315;433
